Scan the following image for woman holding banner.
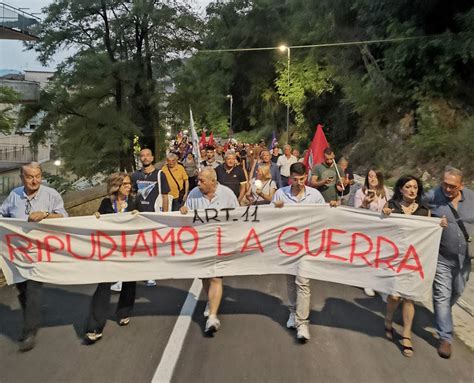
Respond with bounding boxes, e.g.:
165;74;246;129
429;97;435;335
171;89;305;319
354;168;391;296
247;165;277;205
84;172;138;344
382;175;433;357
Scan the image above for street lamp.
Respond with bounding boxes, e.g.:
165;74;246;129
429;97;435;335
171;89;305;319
279;45;290;144
226;94;233;138
54;159;61;175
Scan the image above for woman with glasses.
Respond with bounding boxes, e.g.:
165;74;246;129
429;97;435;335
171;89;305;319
84;172;138;344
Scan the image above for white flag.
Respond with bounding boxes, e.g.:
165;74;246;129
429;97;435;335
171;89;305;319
189;107;202;166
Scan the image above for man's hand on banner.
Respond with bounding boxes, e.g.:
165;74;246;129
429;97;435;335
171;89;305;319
273;201;284;209
440;215;448;228
180;206;189;215
28;211;49;222
329;200;339;207
94;212;101;219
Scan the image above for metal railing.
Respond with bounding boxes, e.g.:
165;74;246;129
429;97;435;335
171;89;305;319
0;145;34;162
0;2;40;36
0;174;21;194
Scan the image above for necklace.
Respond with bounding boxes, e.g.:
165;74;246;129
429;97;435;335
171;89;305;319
401;201;418;215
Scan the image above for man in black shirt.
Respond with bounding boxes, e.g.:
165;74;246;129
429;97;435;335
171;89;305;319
132;148;171;213
215;151;246;204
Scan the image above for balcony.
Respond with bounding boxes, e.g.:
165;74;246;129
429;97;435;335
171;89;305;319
0;2;40;41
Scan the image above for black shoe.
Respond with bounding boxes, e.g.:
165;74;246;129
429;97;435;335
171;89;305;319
19;335;36;352
83;331;103;345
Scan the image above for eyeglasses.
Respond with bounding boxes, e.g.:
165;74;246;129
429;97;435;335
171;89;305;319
442;182;460;190
25;199;32;215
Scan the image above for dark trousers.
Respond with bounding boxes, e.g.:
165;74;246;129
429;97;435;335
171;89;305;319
85;281;136;333
172;199;183;211
281;176;289;187
16;280;43;338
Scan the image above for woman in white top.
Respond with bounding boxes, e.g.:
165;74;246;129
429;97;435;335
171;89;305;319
354;168;391;297
247;165;277;205
354;168;391;212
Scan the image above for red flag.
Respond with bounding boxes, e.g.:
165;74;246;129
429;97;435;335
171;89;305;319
303;124;329;174
199;131;207;149
207;132;216;147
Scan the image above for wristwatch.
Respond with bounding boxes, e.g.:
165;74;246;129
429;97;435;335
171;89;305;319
43;211;50;218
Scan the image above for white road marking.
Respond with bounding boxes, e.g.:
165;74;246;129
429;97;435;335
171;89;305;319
151;278;203;383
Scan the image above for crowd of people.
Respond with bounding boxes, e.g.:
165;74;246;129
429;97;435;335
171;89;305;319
0;138;472;362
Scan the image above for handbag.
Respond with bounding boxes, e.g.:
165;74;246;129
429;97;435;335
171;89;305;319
154;170;173;212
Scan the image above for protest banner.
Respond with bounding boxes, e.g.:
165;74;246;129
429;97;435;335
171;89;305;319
0;205;442;300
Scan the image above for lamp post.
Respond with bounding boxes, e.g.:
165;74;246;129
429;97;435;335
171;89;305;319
226;94;233;138
279;45;290;144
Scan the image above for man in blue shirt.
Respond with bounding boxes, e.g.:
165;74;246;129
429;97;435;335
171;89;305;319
425;166;473;359
180;167;239;334
272;162;326;342
1;162;67;352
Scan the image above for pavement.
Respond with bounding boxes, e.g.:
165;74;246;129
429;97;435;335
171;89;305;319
0;276;472;383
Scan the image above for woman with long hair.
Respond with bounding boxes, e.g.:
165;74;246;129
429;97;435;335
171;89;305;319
382;175;432;357
84;172;138;344
354;168;391;296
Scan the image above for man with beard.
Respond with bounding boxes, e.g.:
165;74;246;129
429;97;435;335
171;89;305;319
131;148;170;287
272;162;326;342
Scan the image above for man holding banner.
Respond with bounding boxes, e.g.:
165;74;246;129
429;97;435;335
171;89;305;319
180;167;239;334
272;162;326;342
0;162;67;352
425;166;473;359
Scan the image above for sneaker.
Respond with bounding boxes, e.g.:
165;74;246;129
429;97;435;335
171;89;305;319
364;288;375;297
118;317;130;326
146;280;157;287
110;282;122;292
203;302;210;318
296;323;310;342
84;331;103;344
286;313;296;329
205;316;221;334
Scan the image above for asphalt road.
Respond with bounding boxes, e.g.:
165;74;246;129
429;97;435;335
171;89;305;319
0;276;472;383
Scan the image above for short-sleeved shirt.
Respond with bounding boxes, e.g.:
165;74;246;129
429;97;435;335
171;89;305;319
132;168;170;212
215;164;247;198
424;187;474;260
277;155;298;177
201;160;220;169
186;183;239;210
1;185;68;220
161;164;189;200
272;185;325;205
311;162;344;202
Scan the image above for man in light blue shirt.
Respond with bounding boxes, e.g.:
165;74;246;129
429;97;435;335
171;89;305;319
272;162;326;342
424;166;473;359
1;162;67;352
180;167;239;334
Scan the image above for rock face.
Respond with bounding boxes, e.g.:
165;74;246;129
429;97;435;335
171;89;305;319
398;111;415;138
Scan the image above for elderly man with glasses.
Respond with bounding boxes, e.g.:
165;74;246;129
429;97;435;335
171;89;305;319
1;162;67;352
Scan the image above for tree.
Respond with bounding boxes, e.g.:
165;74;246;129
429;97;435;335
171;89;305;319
0;86;21;133
24;0;202;176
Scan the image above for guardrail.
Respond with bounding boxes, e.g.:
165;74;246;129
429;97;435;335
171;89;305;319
0;2;40;39
0;174;20;194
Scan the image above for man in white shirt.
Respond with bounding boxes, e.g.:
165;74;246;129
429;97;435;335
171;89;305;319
180;167;239;333
276;144;297;186
272;162;326;342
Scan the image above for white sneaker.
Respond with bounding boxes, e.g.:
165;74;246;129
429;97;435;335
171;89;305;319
286;313;296;329
146;280;157;287
203;302;210;318
205;316;221;334
297;323;310;341
110;282;122;292
364;288;376;297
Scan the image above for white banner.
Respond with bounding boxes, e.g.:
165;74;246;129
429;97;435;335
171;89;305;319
0;205;442;300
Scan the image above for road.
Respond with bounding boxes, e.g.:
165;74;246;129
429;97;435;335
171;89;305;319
0;276;472;383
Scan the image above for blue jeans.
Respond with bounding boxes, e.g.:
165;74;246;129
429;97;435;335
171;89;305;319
432;254;471;342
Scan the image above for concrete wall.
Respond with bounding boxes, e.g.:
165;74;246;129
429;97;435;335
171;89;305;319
63;184;108;217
